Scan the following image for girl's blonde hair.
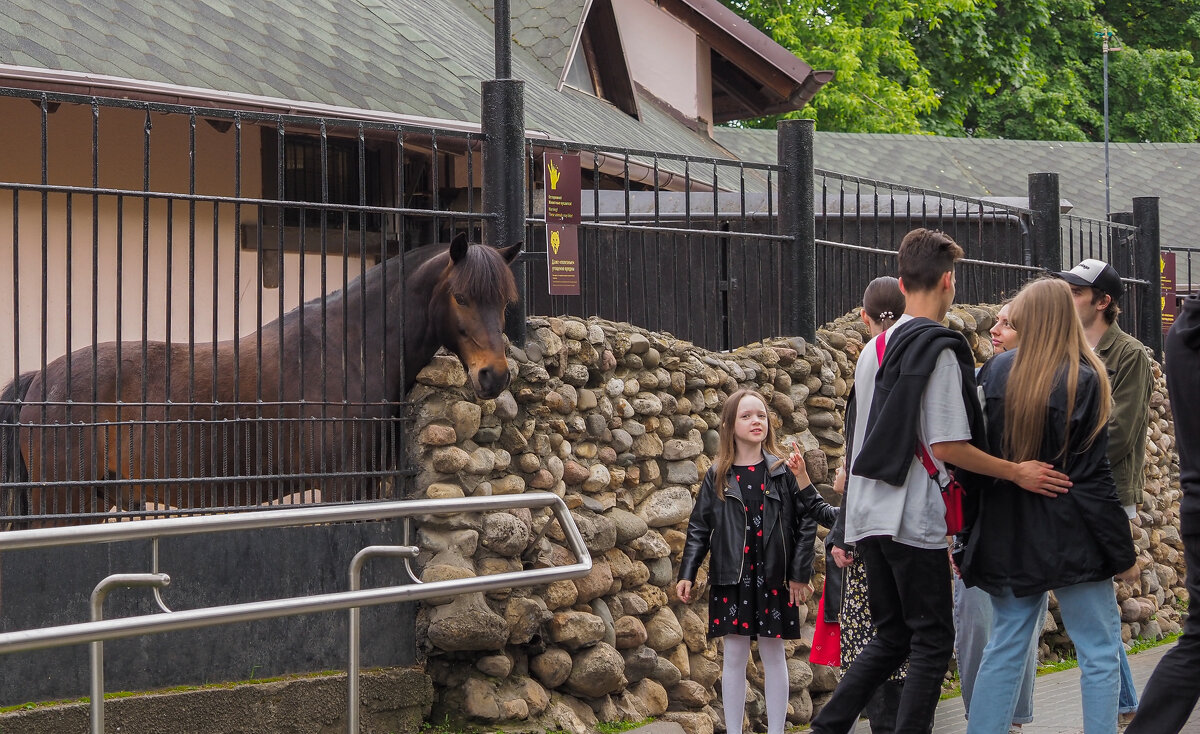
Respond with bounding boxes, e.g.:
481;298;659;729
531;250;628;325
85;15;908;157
1003;278;1111;462
713;389;789;500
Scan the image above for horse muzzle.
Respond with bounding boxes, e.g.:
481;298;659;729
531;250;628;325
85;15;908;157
471;364;511;400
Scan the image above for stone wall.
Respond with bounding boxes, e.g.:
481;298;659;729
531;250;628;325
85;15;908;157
407;308;1184;733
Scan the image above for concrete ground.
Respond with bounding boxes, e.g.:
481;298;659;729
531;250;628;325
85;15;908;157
873;640;1200;734
625;641;1200;734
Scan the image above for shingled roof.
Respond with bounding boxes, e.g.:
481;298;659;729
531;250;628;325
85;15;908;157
715;127;1200;251
0;0;826;169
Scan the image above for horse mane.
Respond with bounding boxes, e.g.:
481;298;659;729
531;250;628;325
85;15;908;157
440;244;519;305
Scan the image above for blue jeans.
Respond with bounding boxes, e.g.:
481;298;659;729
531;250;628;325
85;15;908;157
953;577;1041;724
1118;640;1139;714
966;580;1123;734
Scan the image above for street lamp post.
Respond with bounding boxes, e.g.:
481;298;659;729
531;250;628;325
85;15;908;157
1098;29;1122;218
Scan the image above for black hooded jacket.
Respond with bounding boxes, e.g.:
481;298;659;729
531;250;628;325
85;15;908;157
1167;292;1200;527
852;317;987;486
961;350;1136;596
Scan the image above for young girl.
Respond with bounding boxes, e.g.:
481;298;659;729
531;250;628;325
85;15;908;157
677;389;837;734
963;278;1139;734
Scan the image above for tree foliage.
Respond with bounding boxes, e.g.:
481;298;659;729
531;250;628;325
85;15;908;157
721;0;1200;142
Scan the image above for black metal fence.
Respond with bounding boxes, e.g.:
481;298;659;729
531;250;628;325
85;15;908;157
518;140;786;350
813;171;1039;324
0;86;1177;529
0;86;498;526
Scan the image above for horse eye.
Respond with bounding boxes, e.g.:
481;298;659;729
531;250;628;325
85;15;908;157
453;293;467;306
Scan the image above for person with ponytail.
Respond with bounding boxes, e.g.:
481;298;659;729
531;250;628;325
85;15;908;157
816;276;916;733
677;389;838;734
961;278;1138;734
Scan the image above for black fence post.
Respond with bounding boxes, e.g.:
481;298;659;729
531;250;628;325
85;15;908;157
778;119;815;342
1027;172;1061;271
484;0;527;346
1109;210;1135;278
1133;196;1163;358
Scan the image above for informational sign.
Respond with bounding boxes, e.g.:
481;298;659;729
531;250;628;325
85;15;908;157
1162;252;1177;334
544;152;581;224
546;224;581;295
544;153;581;295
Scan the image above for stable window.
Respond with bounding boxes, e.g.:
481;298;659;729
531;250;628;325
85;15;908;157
560;0;639;118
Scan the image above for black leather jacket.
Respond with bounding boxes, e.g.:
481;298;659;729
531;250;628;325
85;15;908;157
679;452;839;588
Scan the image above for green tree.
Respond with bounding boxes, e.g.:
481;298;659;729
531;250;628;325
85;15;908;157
721;0;1200;142
721;0;969;133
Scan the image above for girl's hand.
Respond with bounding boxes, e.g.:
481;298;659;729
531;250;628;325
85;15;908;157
833;466;847;495
831;546;854;568
785;442;812;487
788;580;813;605
676;579;694;603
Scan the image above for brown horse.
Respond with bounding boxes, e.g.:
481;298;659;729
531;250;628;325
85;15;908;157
0;233;520;525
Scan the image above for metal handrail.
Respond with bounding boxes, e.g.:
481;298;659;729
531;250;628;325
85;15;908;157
0;493;592;733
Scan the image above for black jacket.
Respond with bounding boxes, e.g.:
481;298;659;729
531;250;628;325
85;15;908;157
821;388;856;622
679;452;838;587
1167;292;1200;527
961;350;1136;596
853;317;987;486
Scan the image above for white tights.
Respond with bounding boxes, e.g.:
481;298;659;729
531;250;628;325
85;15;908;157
721;635;790;734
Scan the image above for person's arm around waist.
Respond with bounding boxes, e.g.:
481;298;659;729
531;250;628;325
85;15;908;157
931;440;1072;497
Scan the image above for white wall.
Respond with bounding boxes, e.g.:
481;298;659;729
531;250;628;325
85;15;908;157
612;0;710;126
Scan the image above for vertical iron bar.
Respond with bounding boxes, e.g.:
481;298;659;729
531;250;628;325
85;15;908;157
777;119;815;341
482;77;527;345
1027;173;1062;272
1133;197;1162;357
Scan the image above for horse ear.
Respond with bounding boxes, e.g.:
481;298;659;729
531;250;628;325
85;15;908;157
449;232;470;262
499;241;523;264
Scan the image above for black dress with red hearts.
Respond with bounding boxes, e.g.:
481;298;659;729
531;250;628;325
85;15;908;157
707;460;802;640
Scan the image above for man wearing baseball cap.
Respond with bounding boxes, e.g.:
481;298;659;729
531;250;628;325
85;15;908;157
1055;257;1152;726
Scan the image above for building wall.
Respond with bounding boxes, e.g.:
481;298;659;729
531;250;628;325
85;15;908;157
0;97;363;387
613;0;706;124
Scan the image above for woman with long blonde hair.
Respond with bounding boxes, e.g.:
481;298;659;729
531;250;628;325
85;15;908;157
962;278;1138;734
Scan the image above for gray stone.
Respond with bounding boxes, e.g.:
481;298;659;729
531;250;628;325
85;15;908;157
665;460;700;485
549;611;607;649
481;512;530;557
644;607;685;651
646;556;674;587
448;400;482;441
649;654;682;687
565;642;627;698
592;596;617;647
427;594;509;652
476;653;513;678
637;487;694;527
622;644;659;683
607;507;650;545
531;647;573;688
611;428;634;453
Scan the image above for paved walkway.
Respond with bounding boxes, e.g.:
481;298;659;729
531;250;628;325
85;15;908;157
851;641;1200;733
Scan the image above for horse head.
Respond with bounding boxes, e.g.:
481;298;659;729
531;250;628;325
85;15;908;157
431;233;522;400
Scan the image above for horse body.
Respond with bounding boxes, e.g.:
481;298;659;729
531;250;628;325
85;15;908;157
2;235;520;524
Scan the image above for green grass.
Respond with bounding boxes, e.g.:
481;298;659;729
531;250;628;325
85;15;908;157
0;669;347;714
1034;629;1183;677
1129;630;1182;654
597;718;655;734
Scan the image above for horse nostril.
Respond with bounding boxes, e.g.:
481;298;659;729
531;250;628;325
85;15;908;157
475;366;510;398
